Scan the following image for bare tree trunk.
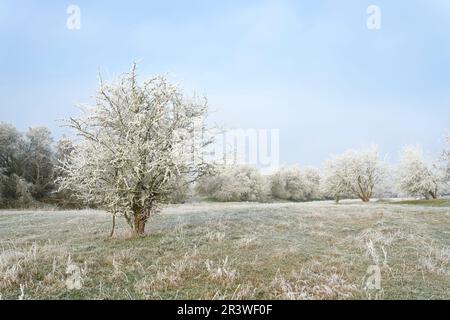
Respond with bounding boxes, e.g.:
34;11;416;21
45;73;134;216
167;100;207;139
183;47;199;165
132;209;147;236
429;191;437;200
134;218;146;235
335;195;340;204
109;214;116;238
360;194;370;202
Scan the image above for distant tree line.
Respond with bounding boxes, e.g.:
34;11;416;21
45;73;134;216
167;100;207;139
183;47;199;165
1;120;449;210
196;142;450;203
2;120;449;210
0;122;77;208
0;123;51;207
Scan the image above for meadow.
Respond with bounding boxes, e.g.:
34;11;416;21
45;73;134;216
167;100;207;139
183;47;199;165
0;200;449;300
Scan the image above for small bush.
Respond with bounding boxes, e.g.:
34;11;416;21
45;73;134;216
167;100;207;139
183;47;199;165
270;166;321;201
0;174;34;208
195;165;268;202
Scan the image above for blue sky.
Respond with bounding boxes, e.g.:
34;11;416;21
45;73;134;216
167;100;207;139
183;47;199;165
1;0;449;165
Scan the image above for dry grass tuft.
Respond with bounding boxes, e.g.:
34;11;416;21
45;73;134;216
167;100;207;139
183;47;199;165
204;231;226;243
419;245;450;276
135;250;198;298
269;265;359;300
0;242;88;298
205;256;238;284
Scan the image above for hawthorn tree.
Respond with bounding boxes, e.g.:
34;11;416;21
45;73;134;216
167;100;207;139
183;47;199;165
398;145;444;199
322;147;385;202
58;64;213;235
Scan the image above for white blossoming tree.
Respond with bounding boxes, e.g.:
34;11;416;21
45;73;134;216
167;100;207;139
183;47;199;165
57;64;213;235
398;145;444;199
322;147;385;202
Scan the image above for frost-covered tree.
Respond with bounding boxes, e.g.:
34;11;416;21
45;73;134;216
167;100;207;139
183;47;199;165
444;133;450;181
52;137;80;208
0;122;24;177
55;136;75;165
321;164;348;203
58;64;213;235
195;165;267;202
398;145;444;199
270;166;320;201
0;174;33;207
167;175;192;204
374;163;400;199
23;127;55;200
0;123;34;207
322;147;385;202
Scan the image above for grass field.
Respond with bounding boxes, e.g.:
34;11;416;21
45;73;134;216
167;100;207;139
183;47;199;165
390;198;450;207
0;201;449;300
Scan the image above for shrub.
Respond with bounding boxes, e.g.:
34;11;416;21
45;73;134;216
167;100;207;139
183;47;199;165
0;174;34;208
398;145;445;199
195;165;268;202
270;166;321;201
167;177;192;204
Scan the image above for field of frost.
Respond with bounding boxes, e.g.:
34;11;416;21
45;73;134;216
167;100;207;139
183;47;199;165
0;201;449;300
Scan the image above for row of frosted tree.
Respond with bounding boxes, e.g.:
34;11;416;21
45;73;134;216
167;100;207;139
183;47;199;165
2;121;447;209
196;143;450;203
